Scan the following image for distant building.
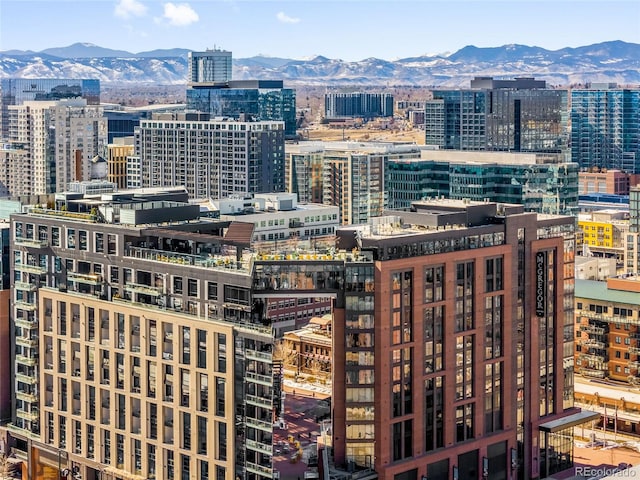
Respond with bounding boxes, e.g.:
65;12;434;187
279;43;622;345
286;141;421;225
0;222;9;422
4;98;106;195
131;113;286;199
215;193;339;246
106;136;134;189
186;80;296;137
425;77;568;156
577;209;628;264
579;169;640;195
388;150;578;215
324;92;394;119
0;78;100;138
188;48;233;84
282;315;332;381
103;105;186;143
571;84;640;173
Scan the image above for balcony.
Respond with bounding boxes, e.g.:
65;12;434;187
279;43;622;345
245;416;273;432
245;350;273;363
14;264;46;275
245;371;272;386
15;373;37;385
245;394;272;409
15;336;37;348
15;409;39;422
580;368;606;379
14;301;37;312
14;281;37;292
577;309;640;326
579;353;607;363
67;272;102;286
14;237;48;248
124;282;163;297
15;355;37;367
629;346;640;355
245;462;272;477
14;318;37;330
580;324;606;335
15;391;37;403
579;339;606;350
628;361;640;370
246;439;273;455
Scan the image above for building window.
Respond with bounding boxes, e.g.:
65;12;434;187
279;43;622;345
425;376;444;451
392;347;412;417
217;333;226;373
197;330;207;368
181;327;191;364
215;377;225;416
188;278;198;297
392;419;413;461
217;422;227;461
95;233;104;253
197;416;207;454
455;261;475;332
424;265;444;303
484;362;503;434
485;257;503;292
207;282;218;300
455;403;474;442
424;306;444;373
173;277;183;294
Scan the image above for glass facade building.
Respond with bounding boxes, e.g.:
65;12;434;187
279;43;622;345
571;86;640;173
187;81;296;138
425;78;568;157
324;92;394;119
1;78;100;138
188;49;233;84
387;158;579;215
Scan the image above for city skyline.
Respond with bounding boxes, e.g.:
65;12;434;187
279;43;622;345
0;0;638;62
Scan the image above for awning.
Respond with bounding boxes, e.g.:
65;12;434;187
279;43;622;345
539;409;601;433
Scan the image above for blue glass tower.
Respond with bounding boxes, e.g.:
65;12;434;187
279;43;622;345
186;80;296;138
571;85;640;173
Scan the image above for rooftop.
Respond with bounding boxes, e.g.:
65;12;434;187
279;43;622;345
576;279;640;306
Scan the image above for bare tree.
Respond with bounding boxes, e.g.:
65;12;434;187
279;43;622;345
272;339;299;372
0;453;17;480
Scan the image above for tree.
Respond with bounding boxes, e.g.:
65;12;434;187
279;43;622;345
272;339;299;373
0;453;18;480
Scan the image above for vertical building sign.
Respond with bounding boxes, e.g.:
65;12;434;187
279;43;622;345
535;251;547;317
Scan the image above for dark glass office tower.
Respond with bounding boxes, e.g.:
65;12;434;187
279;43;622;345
187;80;296;138
425;77;568;157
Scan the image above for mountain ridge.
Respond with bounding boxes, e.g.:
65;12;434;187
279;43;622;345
1;41;639;86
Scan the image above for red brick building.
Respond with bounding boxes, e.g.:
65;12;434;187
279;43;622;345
330;200;596;480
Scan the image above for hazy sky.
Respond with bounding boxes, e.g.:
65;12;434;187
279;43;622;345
1;0;638;61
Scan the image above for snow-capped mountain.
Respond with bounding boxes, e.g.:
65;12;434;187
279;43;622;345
1;41;638;86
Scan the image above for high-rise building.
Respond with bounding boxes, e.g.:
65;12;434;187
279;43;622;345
425;77;568;156
2;193;593;480
324;92;394;119
131;113;286;198
106;137;134;189
188;49;233;84
286;142;421;224
187;80;297;138
388;151;579;215
0;78;100;139
3;99;106;195
0;222;10;422
571;84;640;173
